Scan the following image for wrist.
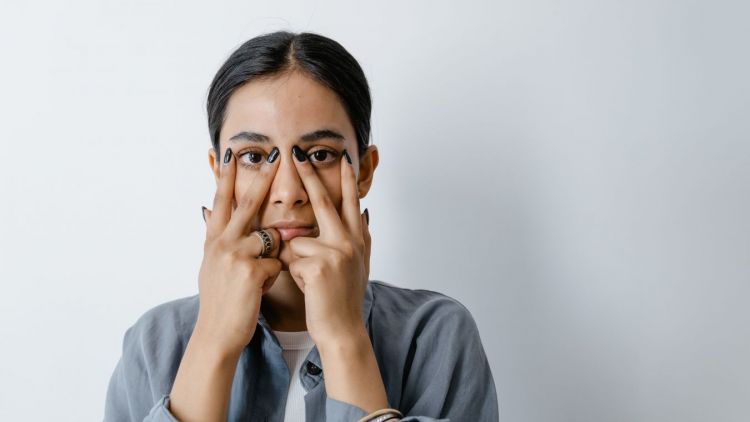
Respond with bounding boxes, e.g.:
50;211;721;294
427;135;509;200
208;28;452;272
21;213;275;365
317;325;370;359
318;325;389;414
191;322;246;361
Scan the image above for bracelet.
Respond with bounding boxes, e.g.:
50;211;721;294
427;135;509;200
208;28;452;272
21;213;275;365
356;407;404;422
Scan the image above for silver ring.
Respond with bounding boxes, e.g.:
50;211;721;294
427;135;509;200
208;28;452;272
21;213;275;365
252;229;274;258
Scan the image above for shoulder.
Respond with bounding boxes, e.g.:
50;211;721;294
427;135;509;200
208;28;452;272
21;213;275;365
125;294;200;340
106;295;201;416
367;280;480;339
366;282;498;419
121;294;200;368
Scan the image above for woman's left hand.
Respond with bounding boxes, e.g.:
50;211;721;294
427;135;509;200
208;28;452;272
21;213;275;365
287;147;371;347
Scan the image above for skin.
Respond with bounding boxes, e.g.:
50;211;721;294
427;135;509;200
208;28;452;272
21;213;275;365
211;69;378;331
168;70;388;421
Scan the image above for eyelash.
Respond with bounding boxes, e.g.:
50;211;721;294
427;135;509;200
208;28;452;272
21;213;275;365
238;147;340;169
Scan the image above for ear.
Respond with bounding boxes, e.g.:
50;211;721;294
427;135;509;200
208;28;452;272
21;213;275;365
208;147;220;184
356;145;379;198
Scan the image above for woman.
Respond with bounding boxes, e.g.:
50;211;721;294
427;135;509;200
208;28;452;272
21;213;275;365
104;31;498;422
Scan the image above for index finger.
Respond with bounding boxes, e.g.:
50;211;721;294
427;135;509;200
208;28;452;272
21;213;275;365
225;148;282;238
291;145;345;238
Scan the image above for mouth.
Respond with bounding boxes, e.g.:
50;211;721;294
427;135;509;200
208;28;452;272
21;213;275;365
276;226;316;241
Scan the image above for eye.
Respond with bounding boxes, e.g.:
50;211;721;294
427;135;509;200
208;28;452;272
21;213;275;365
238;149;267;168
308;148;339;166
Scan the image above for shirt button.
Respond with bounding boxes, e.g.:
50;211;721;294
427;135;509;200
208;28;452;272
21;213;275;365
305;361;322;375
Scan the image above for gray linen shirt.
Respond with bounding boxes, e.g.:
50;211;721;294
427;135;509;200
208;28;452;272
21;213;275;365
104;280;499;421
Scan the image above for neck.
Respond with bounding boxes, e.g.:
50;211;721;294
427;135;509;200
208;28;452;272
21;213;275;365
260;271;307;332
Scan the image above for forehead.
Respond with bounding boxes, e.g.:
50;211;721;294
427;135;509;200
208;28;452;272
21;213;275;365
221;70;356;146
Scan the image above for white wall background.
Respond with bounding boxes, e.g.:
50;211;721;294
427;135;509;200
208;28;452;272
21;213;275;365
1;1;748;421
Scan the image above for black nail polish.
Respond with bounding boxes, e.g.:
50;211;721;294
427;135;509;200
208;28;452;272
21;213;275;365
292;145;307;162
267;147;279;163
223;148;232;164
201;206;207;222
343;150;352;165
364;208;369;225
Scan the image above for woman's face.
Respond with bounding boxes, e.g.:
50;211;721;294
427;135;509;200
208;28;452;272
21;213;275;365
208;70;378;270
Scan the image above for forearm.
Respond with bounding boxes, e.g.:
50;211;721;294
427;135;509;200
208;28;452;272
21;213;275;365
168;326;243;422
319;326;390;414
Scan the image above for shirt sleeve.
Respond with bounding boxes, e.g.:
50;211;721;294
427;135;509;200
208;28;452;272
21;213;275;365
325;296;499;422
103;324;181;422
324;397;449;422
324;397;368;420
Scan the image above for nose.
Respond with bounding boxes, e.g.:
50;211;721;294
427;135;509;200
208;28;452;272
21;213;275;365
267;149;309;208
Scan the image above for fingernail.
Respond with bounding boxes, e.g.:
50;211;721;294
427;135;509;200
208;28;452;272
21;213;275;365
267;147;279;163
364;208;369;226
292;145;307;162
223;148;232;165
201;206;207;222
343;149;352;165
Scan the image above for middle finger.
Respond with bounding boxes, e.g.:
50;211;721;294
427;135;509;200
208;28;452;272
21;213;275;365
225;149;281;238
291;145;346;239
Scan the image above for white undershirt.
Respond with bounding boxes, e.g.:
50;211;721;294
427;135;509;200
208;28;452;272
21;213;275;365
272;329;315;422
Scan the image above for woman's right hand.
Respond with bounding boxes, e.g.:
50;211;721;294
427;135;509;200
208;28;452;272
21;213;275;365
195;147;282;355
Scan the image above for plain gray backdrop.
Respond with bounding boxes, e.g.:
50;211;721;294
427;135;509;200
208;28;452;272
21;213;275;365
1;1;748;421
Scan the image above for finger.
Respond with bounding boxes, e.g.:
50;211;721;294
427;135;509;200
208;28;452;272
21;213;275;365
238;227;282;259
291;145;345;239
287;257;311;294
209;147;237;237
260;270;281;295
202;206;211;223
361;209;371;279
256;258;283;294
340;149;363;239
286;236;327;258
225;156;281;238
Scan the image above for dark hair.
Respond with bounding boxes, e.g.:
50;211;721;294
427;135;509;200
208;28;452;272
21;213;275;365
206;31;372;162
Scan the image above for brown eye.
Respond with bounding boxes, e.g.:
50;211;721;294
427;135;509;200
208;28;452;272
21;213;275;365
308;148;338;165
312;150;329;161
239;150;266;168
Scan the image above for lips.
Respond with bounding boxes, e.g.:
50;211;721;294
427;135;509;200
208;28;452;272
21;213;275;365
268;220;317;241
276;226;316;241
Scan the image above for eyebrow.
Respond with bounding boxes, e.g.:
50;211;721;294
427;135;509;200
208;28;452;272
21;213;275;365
228;129;345;144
